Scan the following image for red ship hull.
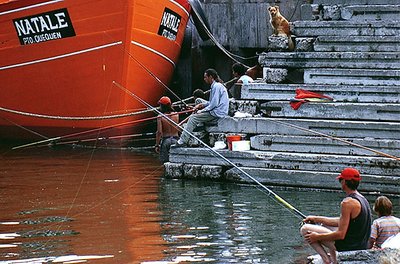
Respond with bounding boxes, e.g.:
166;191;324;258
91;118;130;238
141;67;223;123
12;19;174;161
0;0;190;142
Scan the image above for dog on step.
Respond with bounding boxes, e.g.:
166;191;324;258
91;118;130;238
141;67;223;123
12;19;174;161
268;5;294;51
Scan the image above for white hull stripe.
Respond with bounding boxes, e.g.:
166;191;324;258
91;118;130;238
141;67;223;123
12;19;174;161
169;0;190;17
0;0;64;16
131;41;175;67
0;41;122;71
0;0;190;17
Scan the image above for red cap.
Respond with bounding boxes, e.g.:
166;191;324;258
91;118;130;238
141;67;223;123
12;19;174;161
336;168;361;181
158;96;171;105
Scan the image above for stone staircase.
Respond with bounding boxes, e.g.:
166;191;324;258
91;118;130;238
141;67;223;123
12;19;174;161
165;0;400;194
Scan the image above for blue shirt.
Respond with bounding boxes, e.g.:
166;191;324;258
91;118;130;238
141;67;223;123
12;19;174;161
201;81;229;118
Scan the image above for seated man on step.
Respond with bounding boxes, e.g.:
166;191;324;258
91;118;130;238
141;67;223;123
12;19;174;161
300;168;372;264
175;68;229;147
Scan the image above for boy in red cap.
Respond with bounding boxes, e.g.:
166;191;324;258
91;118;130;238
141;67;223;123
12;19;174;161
300;168;372;264
155;96;179;163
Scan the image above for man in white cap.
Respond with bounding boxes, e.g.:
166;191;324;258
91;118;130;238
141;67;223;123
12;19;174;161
300;167;372;264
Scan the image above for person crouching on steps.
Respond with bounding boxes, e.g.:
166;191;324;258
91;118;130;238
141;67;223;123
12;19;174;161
300;168;372;264
175;68;229;147
155;96;179;163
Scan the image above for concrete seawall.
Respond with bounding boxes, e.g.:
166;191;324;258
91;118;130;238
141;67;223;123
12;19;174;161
167;1;400;263
167;0;400;196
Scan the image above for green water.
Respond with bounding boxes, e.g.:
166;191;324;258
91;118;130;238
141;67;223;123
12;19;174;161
1;146;399;263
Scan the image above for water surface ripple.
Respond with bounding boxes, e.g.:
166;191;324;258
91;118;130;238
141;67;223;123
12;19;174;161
1;146;398;263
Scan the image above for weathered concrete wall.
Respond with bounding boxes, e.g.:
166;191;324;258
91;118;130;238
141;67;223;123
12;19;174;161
201;0;308;48
173;0;308;97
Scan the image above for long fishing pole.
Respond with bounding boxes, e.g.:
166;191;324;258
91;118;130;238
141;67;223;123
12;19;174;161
47;132;156;147
113;81;306;220
102;32;189;108
267;118;400;162
12;109;194;150
0;116;49;140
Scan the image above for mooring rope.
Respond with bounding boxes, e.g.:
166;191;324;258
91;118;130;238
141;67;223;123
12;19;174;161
11;109;194;150
0;106;155;120
189;4;252;68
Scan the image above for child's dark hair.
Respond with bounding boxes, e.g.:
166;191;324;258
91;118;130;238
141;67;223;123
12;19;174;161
193;89;205;99
232;63;246;76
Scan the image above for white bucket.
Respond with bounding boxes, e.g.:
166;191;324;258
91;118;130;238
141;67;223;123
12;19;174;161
231;140;250;151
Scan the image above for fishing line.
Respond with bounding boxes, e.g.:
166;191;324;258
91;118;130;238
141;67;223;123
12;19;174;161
12;109;194;150
50;132;156;147
30;78;119;251
24;156;165;252
288;0;302;21
189;5;251;68
266;118;400;162
102;31;189;108
4;1;189;254
191;0;301;63
41;81;119;252
113;81;306;220
0;116;48;140
69;164;165;219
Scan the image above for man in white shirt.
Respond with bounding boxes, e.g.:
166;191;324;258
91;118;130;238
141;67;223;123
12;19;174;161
175;68;229;147
230;63;254;99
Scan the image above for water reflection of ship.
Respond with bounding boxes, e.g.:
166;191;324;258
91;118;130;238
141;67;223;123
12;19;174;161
0;0;209;144
0;147;167;263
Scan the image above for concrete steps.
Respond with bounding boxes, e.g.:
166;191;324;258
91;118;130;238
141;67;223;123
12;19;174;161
292;21;400;37
304;4;400;22
314;36;400;52
341;5;400;21
224;167;400;194
265;101;399;121
241;83;400;103
313;0;400;5
259;52;400;70
250;134;400;156
169;148;400;177
210;117;400;139
165;0;400;195
304;69;400;86
165;161;400;194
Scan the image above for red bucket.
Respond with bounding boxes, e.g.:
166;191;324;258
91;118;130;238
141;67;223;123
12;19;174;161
226;135;242;150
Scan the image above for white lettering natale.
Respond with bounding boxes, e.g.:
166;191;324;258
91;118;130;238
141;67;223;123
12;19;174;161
14;11;68;36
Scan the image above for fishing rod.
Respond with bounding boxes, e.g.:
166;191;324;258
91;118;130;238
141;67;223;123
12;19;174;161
102;32;189;108
44;132;156;147
267;118;400;162
113;81;306;220
12;109;194;150
0;116;48;140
